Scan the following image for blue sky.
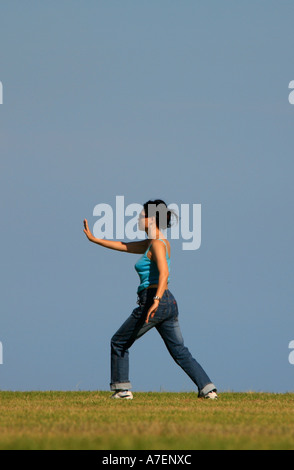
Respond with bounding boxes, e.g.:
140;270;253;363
1;1;294;393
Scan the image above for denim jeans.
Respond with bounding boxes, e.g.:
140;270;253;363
110;287;216;396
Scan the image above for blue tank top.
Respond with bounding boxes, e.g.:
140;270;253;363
134;239;171;294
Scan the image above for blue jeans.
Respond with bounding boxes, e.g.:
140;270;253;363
110;288;216;396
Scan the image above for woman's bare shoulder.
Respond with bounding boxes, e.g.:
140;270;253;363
149;238;171;258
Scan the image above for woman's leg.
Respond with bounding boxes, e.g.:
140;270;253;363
110;303;155;391
156;292;217;396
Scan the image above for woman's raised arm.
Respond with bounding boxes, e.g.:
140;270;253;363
83;219;149;253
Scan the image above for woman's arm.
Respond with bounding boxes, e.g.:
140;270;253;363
151;240;169;299
83;219;149;253
146;240;169;324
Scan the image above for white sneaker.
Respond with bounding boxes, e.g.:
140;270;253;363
111;390;133;400
204;390;218;400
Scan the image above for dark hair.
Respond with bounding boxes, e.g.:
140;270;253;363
143;199;179;230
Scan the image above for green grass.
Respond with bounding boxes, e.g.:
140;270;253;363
0;391;294;450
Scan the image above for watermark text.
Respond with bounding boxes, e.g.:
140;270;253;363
289;340;294;365
92;196;201;250
289;81;294;105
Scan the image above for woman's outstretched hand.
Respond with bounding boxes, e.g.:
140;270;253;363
83;219;94;242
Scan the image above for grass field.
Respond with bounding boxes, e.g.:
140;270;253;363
0;391;294;450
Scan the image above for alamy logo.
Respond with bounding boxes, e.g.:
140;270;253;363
0;342;3;365
0;81;3;104
289;81;294;105
92;196;201;250
289;340;294;365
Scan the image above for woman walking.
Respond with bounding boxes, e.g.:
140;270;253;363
83;199;217;399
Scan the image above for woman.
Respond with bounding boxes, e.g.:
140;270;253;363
83;199;217;399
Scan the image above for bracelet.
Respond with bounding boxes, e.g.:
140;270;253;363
153;296;161;301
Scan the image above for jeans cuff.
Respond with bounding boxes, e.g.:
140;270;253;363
199;383;217;397
110;382;132;391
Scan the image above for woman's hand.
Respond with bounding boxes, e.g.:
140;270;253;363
83;219;94;242
145;301;160;324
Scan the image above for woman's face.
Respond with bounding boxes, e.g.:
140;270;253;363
138;209;147;231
